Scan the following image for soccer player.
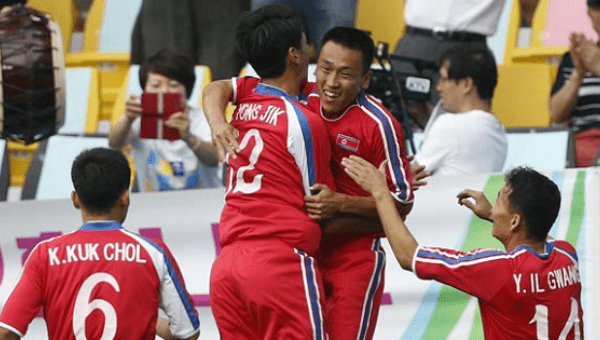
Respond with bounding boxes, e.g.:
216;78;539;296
343;156;584;340
0;148;200;340
206;26;416;339
301;27;414;340
203;6;334;340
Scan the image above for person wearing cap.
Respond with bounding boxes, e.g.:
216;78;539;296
549;0;600;167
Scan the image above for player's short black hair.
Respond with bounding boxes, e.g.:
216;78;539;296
139;49;196;99
71;148;131;215
236;5;305;79
504;167;561;242
439;44;498;101
320;27;374;75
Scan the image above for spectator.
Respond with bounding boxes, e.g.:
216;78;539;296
391;0;507;127
550;0;600;167
414;44;508;176
251;0;357;53
0;147;200;340
130;0;249;80
108;49;221;191
343;157;584;340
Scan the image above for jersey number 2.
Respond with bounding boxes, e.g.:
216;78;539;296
227;128;264;194
529;298;581;340
72;273;120;340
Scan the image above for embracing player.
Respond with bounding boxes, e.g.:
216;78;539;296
344;157;584;340
203;6;334;339
206;26;416;339
0;148;200;340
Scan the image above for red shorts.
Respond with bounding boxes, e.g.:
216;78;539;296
575;128;600;167
210;239;327;340
318;237;386;340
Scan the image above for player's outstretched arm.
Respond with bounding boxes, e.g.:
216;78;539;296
156;317;200;340
0;327;19;340
342;155;418;271
305;184;412;236
202;79;240;161
456;189;493;222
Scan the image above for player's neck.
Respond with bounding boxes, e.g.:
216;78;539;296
262;72;302;97
506;238;546;254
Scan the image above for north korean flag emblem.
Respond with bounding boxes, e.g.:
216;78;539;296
336;134;360;152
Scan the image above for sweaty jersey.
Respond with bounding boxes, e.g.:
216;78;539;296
219;78;335;255
302;82;413;204
0;221;199;340
414;240;584;339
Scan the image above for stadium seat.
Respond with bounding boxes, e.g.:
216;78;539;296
355;0;405;50
111;65;213;125
0;139;9;201
61;67;101;135
67;0;143;126
21;135;108;200
503;0;595;64
491;63;557;128
28;0;74;53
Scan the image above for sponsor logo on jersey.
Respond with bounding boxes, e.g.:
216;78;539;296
336;134;360;152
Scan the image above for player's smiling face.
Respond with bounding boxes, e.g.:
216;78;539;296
315;41;371;118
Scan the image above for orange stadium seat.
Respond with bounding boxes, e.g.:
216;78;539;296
27;0;74;53
355;0;405;50
491;63;558;128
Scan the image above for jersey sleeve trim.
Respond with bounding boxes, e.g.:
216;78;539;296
359;93;413;203
411;245;423;276
120;230;200;334
0;322;25;337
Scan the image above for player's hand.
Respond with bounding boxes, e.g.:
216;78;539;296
210;121;239;162
456;189;493;222
124;95;142;121
408;156;431;190
342;156;388;196
165;108;191;138
305;184;340;219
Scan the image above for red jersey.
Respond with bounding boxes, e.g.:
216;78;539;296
219;77;335;255
414;240;584;339
0;221;199;340
302;82;413;204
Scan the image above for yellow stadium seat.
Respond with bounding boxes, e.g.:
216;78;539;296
28;0;74;52
491;63;558;128
355;0;405;50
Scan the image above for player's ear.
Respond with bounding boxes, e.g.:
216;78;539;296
118;189;130;208
71;191;82;210
509;213;522;233
361;69;372;90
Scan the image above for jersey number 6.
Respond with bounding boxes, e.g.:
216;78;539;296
72;272;120;340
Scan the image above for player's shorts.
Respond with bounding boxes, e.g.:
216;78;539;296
210;238;327;340
318;237;386;340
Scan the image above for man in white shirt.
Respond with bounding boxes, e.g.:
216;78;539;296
414;44;507;176
391;0;507;126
